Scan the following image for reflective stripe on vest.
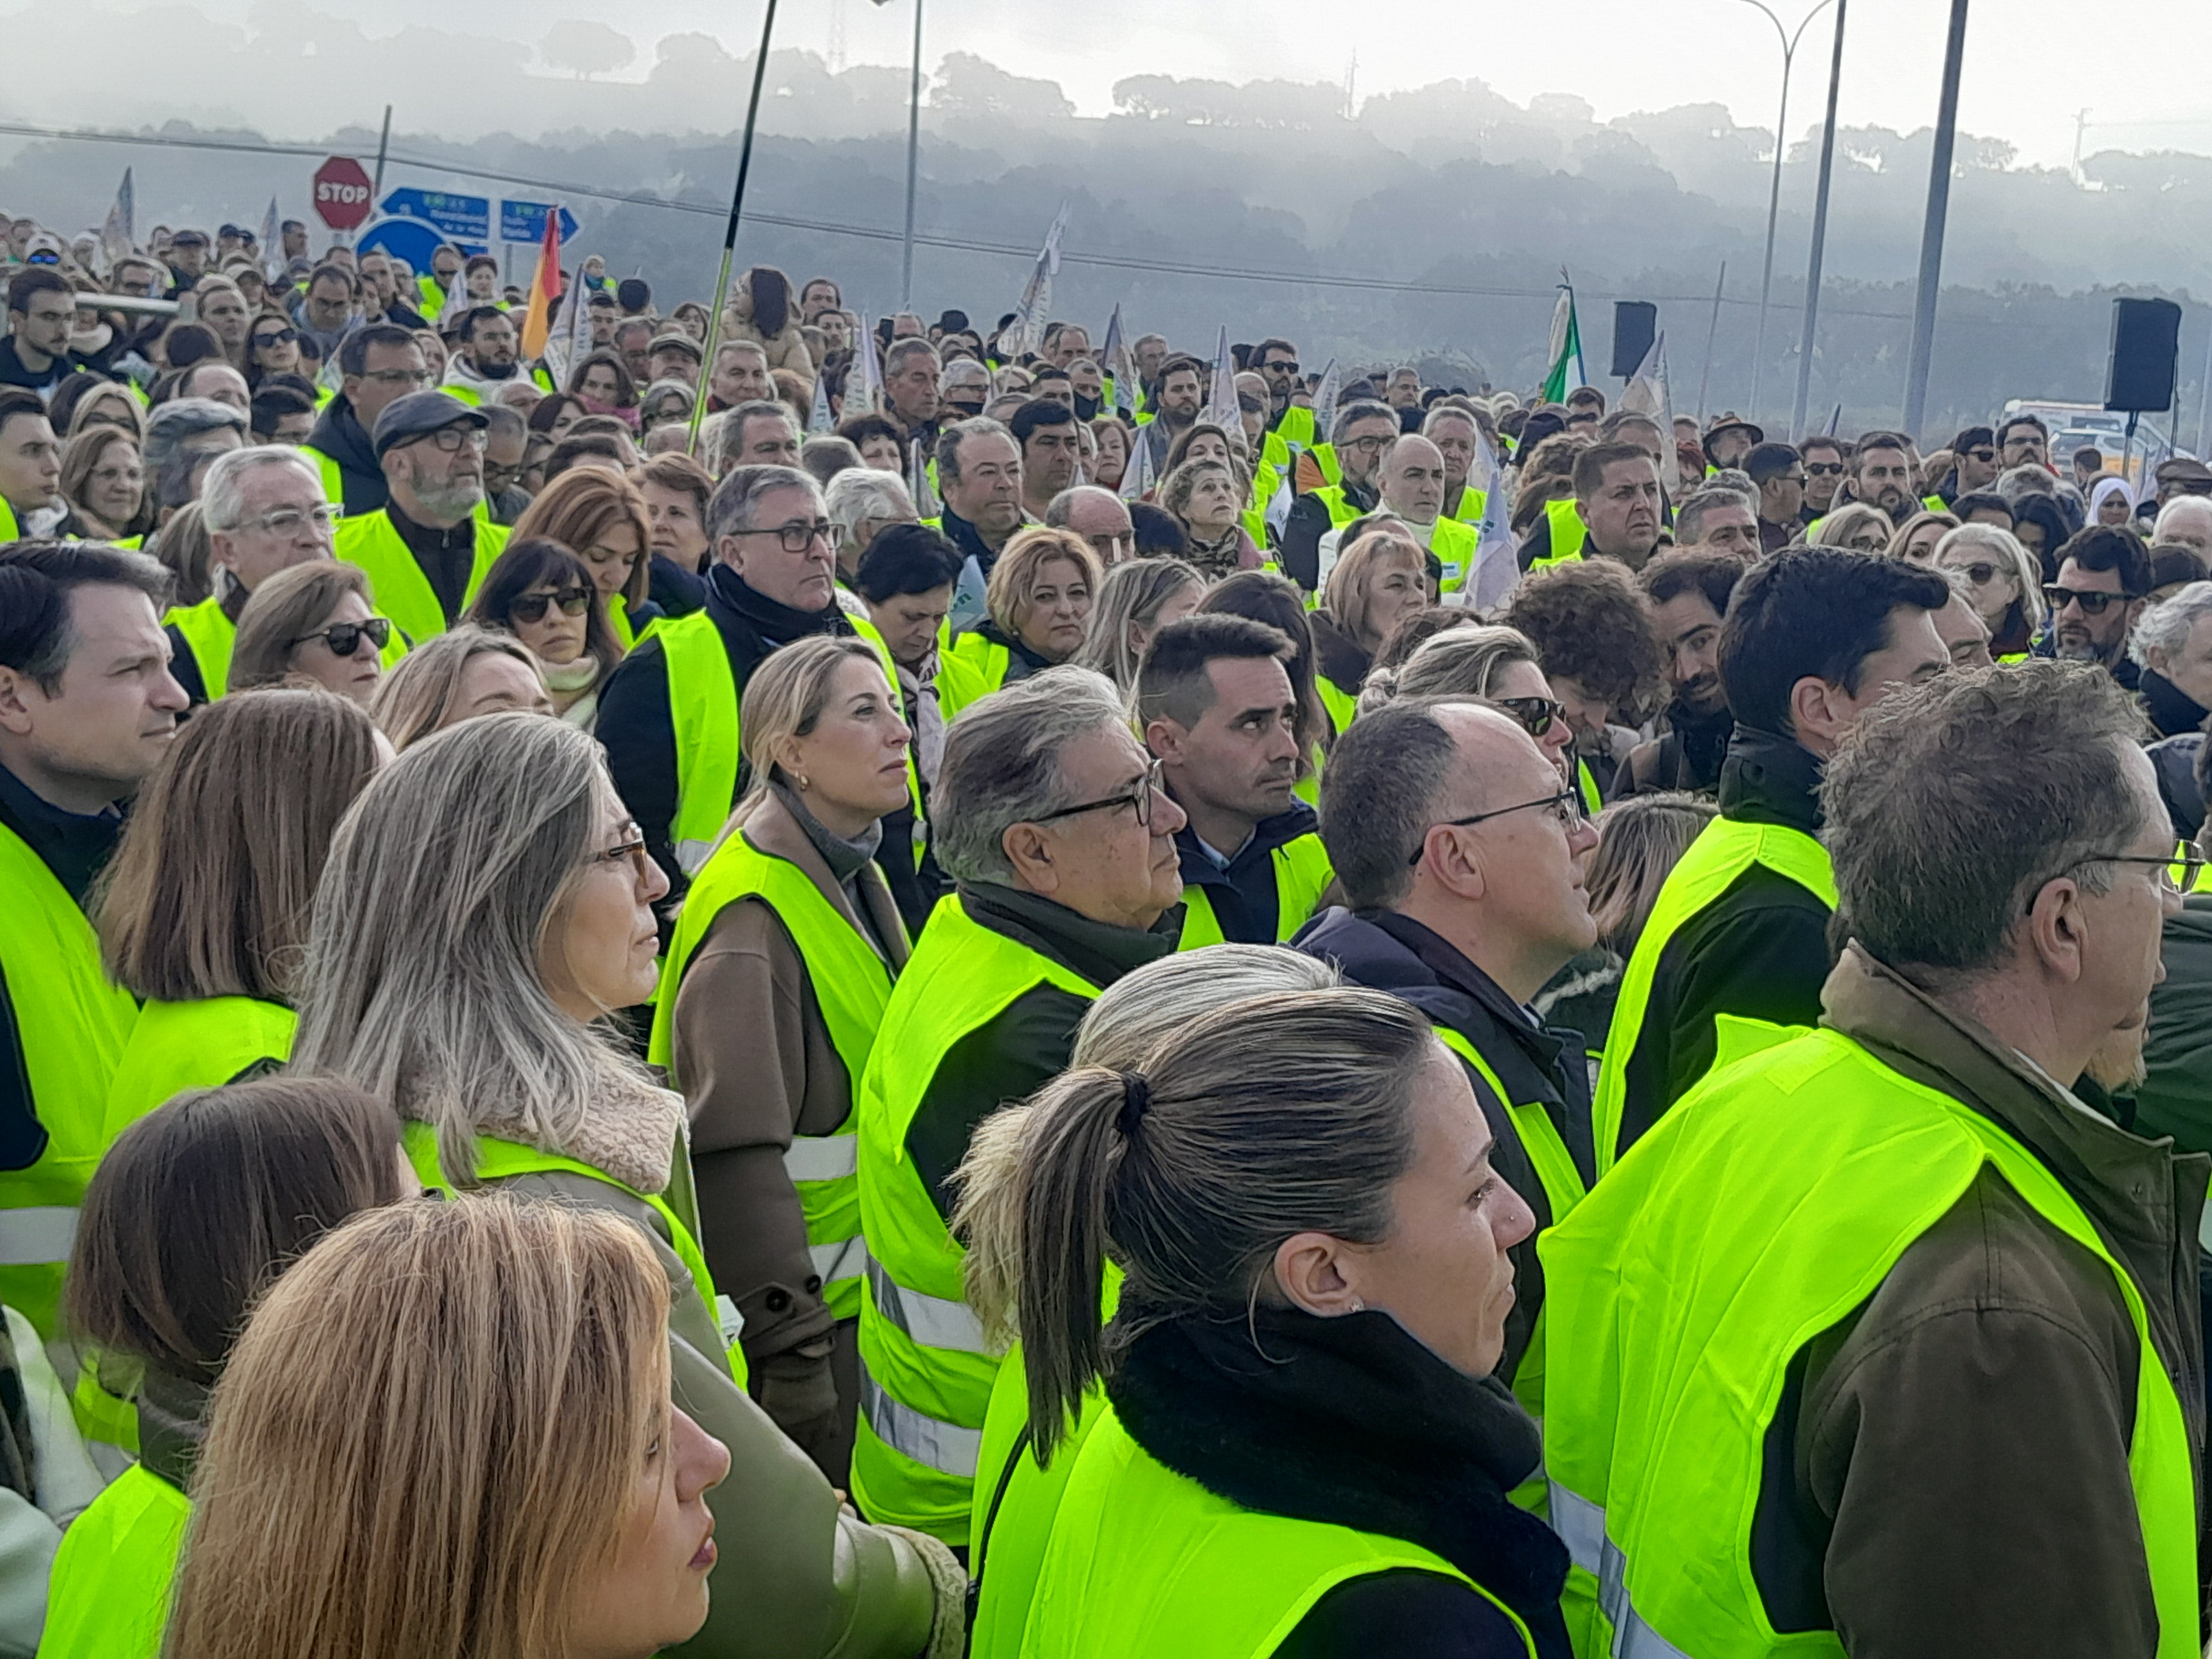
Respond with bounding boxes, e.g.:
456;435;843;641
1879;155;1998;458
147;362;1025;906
657;612;743;876
163;595;236;700
1019;1405;1532;1658
1542;1026;2200;1659
103;996;295;1145
1576;756;1604;818
0;825;138;1338
404;1122;748;1389
650;829;901;1322
853;893;1099;1542
1175;833;1335;950
1591;815;1835;1179
39;1462;189;1659
332;509;509;647
1536;497;1587;568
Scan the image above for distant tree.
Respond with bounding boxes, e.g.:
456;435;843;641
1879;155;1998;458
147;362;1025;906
542;20;633;80
933;52;1073;123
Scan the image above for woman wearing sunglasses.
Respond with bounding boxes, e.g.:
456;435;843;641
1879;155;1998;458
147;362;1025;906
1366;623;1580;786
1933;522;2045;660
467;536;626;728
245;319;302;389
229;561;396;708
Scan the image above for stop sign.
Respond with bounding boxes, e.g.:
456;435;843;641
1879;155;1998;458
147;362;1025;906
313;156;374;232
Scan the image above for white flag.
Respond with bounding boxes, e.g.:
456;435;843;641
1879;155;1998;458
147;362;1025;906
1465;428;1521;613
909;436;940;518
543;266;586;387
1099;304;1135;418
999;203;1069;361
808;368;833;434
854;315;885;414
1201;325;1238;432
99;169;134;273
1119;419;1156;502
1620;330;1675;488
1308;359;1341;447
258;197;280;285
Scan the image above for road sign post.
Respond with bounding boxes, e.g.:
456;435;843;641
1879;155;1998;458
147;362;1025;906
312;156;374;239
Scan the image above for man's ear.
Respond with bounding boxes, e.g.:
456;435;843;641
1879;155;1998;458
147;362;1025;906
1143;718;1186;767
1002;821;1062;896
0;665;41;737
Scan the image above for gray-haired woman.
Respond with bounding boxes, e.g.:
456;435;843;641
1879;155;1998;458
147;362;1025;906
291;712;964;1659
958;987;1560;1657
650;635;913;1484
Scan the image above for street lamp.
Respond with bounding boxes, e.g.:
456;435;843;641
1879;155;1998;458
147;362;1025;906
1734;0;1837;428
872;0;924;312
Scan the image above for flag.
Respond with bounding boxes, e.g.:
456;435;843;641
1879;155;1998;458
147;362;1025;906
2135;433;2169;509
1540;279;1584;404
1826;403;1843;437
99;169;134;273
808;370;833;434
854;314;885;414
1119;419;1156;502
1201;325;1238;432
1620;331;1675;487
1308;358;1341;446
520;207;564;359
1465;428;1520;613
257;196;280;285
909;436;940;518
1100;303;1135;418
998;202;1069;361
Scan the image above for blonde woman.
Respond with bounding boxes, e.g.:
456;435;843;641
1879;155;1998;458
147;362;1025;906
1809;501;1894;554
1309;528;1429;735
1934;521;2044;658
509;464;658;647
369;623;551;750
937;527;1102;719
290;713;965;1658
650;636;913;1484
1359;623;1579;782
159;1195;728;1659
1071;556;1204;695
1885;507;1958;565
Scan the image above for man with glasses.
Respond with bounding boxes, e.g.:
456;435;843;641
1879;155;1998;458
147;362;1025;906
300;323;428;515
1744;441;1804;553
854;666;1184;1544
937;358;988;422
1278;400;1399;592
1548;663;2200;1659
166;447;347;702
479;404;532;526
1997;411;2052;473
1137;615;1330;947
599;464;865;888
2040;523;2151;690
1253;336;1313;458
1592;548;1951;1178
1946;423;2001;500
1297;697;1601;1416
1797;434;1849;525
331;392;510;647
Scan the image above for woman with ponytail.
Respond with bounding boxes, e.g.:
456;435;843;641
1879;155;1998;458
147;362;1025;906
960;986;1564;1658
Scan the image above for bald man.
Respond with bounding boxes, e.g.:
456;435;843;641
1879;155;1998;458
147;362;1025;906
1377;435;1479;597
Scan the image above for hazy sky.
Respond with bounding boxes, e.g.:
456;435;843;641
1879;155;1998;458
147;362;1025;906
105;0;2212;170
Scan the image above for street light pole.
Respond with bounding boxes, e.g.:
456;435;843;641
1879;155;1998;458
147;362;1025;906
899;0;923;311
1735;0;1836;428
1901;0;1970;439
1790;0;1847;440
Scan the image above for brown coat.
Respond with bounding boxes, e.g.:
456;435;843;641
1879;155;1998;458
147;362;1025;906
671;794;908;1462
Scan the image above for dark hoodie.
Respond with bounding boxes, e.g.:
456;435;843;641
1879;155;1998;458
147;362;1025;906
301;396;387;515
1174;801;1322;944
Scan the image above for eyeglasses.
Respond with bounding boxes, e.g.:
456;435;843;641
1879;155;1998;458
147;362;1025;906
1778;472;1808;487
1407;787;1585;867
290;616;391;658
737;519;835;553
403;427;488;455
509;586;594;623
1493;695;1563;740
1805;461;1846;477
1029;757;1165;832
360;368;432;387
2035;849;2202;909
590;836;652;879
2043;584;2138;615
1341;434;1394;454
252;326;299;348
241;503;342;537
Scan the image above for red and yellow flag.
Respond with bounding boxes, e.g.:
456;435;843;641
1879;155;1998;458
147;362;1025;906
520;206;563;359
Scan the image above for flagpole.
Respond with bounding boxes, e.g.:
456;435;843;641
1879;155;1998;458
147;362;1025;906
686;0;784;457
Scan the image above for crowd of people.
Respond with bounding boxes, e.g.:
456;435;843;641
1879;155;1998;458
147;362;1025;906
5;197;2212;1658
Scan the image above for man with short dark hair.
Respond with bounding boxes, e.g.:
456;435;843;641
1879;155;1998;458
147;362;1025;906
248;384;317;446
299;323;427;513
1298;696;1601;1408
1520;441;1664;573
1279;400;1399;591
1836;429;1920;525
717;401;801;472
442;306;520;405
2041;523;2152;688
0;271;85;403
1506;559;1665;810
0;390;62;541
1592;548;1951;1174
1009;399;1081;522
1797;434;1848;523
614;317;654;387
1252;336;1313;458
0;541;187;1338
1137;614;1328;946
290;262;361;365
1947;423;1999;499
1742;441;1803;552
1614;549;1745;798
1671;485;1761;561
1137;353;1205;474
1998;412;2051;473
933;418;1027;625
2073;445;2108;492
1951;490;2014;530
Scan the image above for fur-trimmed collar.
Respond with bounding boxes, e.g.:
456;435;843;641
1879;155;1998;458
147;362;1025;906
467;1078;686;1197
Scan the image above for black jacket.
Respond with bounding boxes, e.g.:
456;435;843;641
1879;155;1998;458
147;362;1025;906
1609;725;1834;1164
1279;478;1378;593
1173;801;1321;944
2151;732;2207;841
2142;665;2210;741
1306;609;1372;712
902;884;1175;1221
1609;704;1733;801
303;397;387;515
597;563;853;890
0;763;125;1173
1111;1304;1569;1659
1294;906;1593;1385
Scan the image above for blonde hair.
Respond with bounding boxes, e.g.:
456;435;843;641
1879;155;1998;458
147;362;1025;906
983;526;1102;641
726;633;893;838
230;561;373;692
509;467;653;612
1585;792;1718;955
369;623;544;752
65;380;146;441
1359;623;1539;713
1811;502;1894;551
1071;557;1204;692
1323;530;1425;652
1885;507;1958;562
161;1194;673;1659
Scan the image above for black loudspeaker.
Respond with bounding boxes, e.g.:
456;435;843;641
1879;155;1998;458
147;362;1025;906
1611;301;1657;378
2107;297;2182;413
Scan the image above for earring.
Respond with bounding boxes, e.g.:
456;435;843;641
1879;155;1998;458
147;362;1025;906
796;774;812;791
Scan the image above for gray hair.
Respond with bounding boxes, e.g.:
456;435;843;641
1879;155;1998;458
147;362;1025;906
704;462;820;548
1996;463;2059;505
825;466;914;555
930;665;1127;884
1043;484;1123;531
200;446;322;533
1071;556;1205;692
800;433;863;490
1330;399;1397;447
939;357;989;392
290;713;663;1191
1674;484;1757;547
1317;697;1465;908
2129;579;2212;670
885;337;938;380
1934;522;2046;636
962;988;1438;1461
2153;497;2212;541
1361;624;1539;715
143;398;247;510
935;415;1014;487
951;946;1342;1346
1823;661;2151;982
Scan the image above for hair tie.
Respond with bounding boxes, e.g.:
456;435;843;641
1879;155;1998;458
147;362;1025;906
1115;1072;1151;1139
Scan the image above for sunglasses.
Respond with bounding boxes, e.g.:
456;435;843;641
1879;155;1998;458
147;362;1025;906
1493;694;1564;740
1964;447;1996;463
1805;461;1845;477
290;617;391;658
252;326;298;346
509;586;594;624
1953;561;2004;586
2044;585;2138;615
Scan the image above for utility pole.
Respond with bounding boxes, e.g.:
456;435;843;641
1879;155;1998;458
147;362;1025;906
1790;0;1847;440
1734;0;1837;427
1697;260;1726;420
370;104;393;202
899;0;923;310
1901;0;1970;440
2072;108;2090;184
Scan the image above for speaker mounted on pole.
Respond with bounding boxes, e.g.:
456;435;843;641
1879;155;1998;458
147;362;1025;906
2107;297;2182;413
1611;301;1657;380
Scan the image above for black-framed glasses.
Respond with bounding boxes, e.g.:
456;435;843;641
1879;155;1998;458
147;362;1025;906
1341;434;1394;455
2033;848;2202;910
1493;695;1563;740
290;616;391;658
509;586;594;623
1805;461;1845;477
2044;584;2138;615
1407;787;1585;867
737;518;835;553
1030;757;1165;832
1965;447;1996;463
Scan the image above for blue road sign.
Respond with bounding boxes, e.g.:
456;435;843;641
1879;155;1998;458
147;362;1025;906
500;201;580;245
379;188;492;243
